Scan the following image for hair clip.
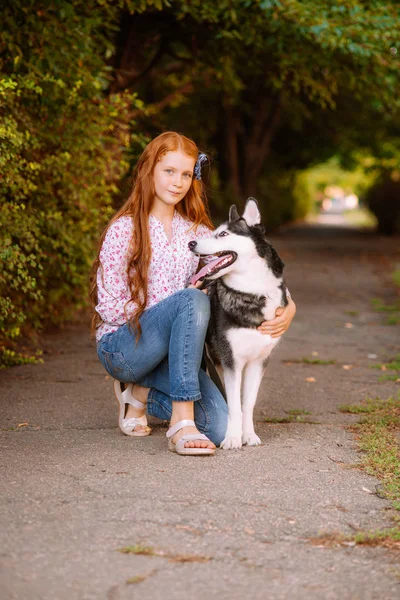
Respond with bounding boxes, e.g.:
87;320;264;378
194;153;208;180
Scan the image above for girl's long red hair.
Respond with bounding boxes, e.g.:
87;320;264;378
90;131;214;338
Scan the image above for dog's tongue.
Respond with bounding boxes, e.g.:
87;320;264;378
189;256;227;285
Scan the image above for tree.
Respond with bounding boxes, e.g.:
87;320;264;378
2;0;400;363
109;1;400;200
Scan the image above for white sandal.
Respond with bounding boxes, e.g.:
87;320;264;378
113;380;151;437
166;419;215;455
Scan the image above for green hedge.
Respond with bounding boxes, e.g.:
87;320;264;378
0;2;147;367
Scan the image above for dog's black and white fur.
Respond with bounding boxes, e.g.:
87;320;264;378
189;198;289;449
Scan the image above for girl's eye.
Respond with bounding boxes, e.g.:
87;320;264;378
184;173;192;178
218;231;228;237
165;169;173;174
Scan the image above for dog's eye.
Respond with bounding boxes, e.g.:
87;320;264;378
218;231;229;237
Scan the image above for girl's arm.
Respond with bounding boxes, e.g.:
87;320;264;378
96;219;138;325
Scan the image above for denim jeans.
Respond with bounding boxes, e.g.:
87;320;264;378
97;288;228;445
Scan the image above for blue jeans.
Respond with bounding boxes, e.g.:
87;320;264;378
97;288;228;445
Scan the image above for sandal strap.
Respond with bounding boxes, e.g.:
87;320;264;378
166;419;196;439
179;433;209;442
122;384;146;410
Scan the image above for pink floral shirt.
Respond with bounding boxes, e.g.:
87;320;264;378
95;212;213;341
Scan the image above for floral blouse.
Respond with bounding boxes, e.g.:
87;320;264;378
95;212;213;341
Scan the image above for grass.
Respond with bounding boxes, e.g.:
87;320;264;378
352;523;400;545
380;374;400;382
371;299;400;313
264;408;317;424
300;357;336;365
330;394;400;547
369;265;400;327
337;399;380;414
284;357;336;365
371;298;400;326
310;527;400;550
369;355;400;383
126;573;154;585
119;545;156;556
118;545;210;563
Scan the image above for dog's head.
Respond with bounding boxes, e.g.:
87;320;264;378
189;198;284;284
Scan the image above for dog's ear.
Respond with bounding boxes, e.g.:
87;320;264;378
242;197;261;226
229;205;240;222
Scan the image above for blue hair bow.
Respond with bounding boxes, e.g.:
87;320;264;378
194;153;208;180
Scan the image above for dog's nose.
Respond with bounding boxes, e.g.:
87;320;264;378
188;240;197;250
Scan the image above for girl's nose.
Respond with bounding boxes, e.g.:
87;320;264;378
173;175;183;187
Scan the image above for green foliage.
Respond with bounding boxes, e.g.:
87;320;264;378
257;170;311;229
364;175;400;234
299;157;376;210
1;348;43;369
2;0;400;363
127;0;400;215
0;1;147;365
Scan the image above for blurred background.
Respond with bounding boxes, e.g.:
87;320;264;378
1;0;399;366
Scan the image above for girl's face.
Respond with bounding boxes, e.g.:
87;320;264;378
153;151;195;211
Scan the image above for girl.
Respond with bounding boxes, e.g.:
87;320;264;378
91;132;296;456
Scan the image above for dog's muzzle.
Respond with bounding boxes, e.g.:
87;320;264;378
188;241;238;285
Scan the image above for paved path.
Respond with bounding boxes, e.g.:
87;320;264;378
1;223;400;600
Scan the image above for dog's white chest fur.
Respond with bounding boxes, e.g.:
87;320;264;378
226;328;280;366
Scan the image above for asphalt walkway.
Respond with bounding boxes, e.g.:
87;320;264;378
1;222;399;600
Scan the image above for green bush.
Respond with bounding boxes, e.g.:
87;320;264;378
0;2;147;366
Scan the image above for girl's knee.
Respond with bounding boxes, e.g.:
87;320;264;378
179;288;210;318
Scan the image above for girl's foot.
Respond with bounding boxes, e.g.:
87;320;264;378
114;381;151;436
169;400;215;450
170;423;215;449
167;419;215;455
124;384;150;434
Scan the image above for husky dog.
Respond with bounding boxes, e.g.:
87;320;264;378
188;198;289;450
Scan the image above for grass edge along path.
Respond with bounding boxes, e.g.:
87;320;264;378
312;394;400;550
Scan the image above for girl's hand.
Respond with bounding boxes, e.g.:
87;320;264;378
188;280;208;294
257;297;296;338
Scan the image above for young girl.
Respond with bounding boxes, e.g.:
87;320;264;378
91;132;296;456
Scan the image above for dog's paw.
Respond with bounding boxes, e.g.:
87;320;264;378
242;432;262;446
220;436;243;450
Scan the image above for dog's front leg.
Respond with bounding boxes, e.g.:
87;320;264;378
220;367;243;450
241;361;264;446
